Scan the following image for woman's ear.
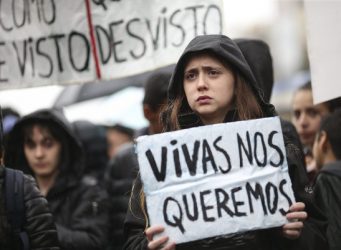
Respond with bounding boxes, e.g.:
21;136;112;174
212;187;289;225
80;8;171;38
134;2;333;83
319;131;329;152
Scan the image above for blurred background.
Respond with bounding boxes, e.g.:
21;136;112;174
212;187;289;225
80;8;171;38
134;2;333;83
0;0;309;128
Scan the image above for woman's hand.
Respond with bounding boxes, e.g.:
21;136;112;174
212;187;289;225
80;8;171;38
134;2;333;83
145;225;176;250
282;202;307;239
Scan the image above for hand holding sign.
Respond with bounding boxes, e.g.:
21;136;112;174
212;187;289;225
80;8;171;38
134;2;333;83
145;225;176;250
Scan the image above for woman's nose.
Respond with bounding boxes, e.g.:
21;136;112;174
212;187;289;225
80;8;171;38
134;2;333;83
197;74;208;90
34;146;44;157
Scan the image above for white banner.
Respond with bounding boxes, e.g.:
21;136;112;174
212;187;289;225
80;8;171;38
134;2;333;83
0;0;223;90
304;1;341;104
136;117;295;244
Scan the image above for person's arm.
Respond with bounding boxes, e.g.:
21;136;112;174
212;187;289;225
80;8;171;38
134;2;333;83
23;175;60;250
123;174;175;250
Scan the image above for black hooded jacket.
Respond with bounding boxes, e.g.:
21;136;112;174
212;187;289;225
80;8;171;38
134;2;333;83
0;165;60;250
314;161;341;250
4;109;109;250
123;35;328;250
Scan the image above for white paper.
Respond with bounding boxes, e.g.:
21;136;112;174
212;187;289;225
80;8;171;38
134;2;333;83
0;0;223;90
304;1;341;104
136;116;295;244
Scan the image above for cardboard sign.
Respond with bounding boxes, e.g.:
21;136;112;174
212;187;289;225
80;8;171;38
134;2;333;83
304;1;341;104
0;0;223;89
136;116;295;244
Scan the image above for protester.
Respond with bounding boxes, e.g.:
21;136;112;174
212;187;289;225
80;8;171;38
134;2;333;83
4;108;109;250
73;120;109;184
312;108;341;250
104;71;172;250
124;35;328;250
0;110;60;250
291;81;341;182
106;123;134;159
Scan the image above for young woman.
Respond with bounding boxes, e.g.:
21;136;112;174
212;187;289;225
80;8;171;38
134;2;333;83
124;35;327;250
4;109;109;250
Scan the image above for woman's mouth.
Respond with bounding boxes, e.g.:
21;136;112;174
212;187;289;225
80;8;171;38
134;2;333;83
196;95;212;104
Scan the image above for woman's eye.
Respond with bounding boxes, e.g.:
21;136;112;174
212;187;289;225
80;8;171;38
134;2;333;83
43;139;54;148
185;73;196;81
209;70;219;76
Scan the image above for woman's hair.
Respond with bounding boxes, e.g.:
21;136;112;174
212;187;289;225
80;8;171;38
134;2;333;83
163;51;263;131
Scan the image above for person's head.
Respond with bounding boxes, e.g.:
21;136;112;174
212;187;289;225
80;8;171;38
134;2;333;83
291;81;336;149
106;124;134;159
4;109;83;180
73;120;108;177
143;71;171;134
164;35;275;131
313;108;341;170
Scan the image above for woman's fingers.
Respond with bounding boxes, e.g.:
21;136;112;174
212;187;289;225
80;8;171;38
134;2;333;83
145;225;165;241
147;235;169;249
282;202;307;239
286;202;307;222
145;225;176;249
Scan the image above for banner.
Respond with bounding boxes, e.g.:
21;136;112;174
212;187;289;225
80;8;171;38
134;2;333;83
0;0;224;90
304;1;341;104
136;117;295;244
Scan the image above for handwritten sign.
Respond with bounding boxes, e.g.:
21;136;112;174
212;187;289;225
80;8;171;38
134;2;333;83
136;116;295;244
0;0;223;89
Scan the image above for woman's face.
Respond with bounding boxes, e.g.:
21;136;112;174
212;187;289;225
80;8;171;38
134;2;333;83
292;89;330;148
24;125;61;179
183;53;235;125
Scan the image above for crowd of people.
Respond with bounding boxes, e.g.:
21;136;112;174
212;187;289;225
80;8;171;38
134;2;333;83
0;34;340;250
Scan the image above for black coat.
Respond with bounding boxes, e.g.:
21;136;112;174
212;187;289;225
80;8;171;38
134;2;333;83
4;109;109;250
314;161;341;250
123;35;328;250
105;143;139;250
0;165;60;250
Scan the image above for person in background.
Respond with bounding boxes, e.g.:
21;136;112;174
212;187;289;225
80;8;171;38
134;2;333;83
135;71;172;137
73;120;109;184
291;81;341;183
312;108;341;250
106;123;134;160
104;71;172;250
124;35;328;250
4;108;109;250
0;107;60;250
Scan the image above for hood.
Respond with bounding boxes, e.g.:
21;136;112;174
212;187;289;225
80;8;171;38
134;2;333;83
166;35;276;129
4;108;84;180
234;38;274;103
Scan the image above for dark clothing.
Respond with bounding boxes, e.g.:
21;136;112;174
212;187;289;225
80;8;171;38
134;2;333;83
234;38;274;103
314;161;341;250
124;35;327;249
105;143;139;250
72;120;109;185
0;165;60;250
4;109;109;250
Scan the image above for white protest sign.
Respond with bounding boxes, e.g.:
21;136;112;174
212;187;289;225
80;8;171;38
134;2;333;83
0;0;224;90
136;116;295;244
91;0;223;80
304;1;341;104
0;0;95;89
